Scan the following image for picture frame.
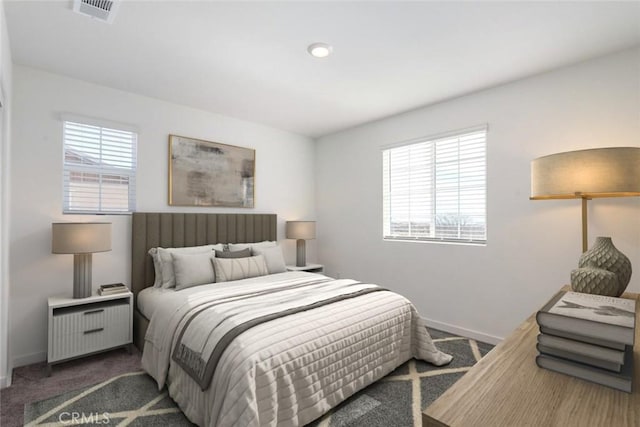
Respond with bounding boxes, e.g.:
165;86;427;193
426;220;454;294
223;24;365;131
168;135;255;207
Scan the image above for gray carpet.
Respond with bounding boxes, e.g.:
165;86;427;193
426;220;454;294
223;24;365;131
24;329;493;426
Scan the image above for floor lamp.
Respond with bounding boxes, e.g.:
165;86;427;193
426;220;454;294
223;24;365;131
530;147;640;252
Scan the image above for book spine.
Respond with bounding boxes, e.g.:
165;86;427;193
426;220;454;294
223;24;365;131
536;291;636;346
538;326;625;351
100;284;126;289
99;289;128;295
537;334;625;364
536;353;632;393
536;343;621;372
536;313;633;346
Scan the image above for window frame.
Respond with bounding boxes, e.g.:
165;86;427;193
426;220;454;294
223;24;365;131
61;116;138;215
382;125;488;245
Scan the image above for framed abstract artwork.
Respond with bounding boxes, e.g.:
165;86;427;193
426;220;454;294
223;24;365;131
168;135;255;207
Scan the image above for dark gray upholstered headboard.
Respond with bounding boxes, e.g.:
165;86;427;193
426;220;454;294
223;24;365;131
131;212;277;299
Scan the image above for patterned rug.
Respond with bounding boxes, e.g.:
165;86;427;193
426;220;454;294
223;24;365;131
24;329;493;426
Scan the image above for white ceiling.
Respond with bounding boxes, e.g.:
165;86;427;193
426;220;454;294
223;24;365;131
5;1;640;138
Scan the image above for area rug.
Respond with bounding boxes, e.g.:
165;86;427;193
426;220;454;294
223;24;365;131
24;330;493;427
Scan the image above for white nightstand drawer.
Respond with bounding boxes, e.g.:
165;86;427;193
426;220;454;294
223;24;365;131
52;307;107;335
48;294;133;364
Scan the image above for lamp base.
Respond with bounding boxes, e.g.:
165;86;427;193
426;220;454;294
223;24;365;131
570;237;631;297
296;239;306;267
73;253;93;298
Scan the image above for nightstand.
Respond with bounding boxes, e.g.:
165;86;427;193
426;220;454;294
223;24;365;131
47;291;133;375
286;263;324;273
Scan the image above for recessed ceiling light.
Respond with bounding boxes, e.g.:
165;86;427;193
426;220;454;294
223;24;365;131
308;43;333;59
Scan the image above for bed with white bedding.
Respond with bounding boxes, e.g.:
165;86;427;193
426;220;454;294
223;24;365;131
132;213;451;427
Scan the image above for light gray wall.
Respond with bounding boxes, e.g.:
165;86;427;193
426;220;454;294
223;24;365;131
6;46;639;368
315;48;640;343
9;66;317;366
0;1;13;389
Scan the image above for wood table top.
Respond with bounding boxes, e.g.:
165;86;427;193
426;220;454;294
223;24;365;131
423;288;640;427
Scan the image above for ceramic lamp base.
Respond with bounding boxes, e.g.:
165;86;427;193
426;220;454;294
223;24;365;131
570;237;632;297
296;239;306;267
571;267;620;296
73;253;93;298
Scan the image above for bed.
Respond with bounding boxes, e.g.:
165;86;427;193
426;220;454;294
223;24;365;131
132;212;452;426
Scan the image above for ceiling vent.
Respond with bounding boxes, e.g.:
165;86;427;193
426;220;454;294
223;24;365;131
73;0;120;24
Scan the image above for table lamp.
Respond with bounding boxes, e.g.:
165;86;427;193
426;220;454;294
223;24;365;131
286;221;316;267
530;147;640;252
52;222;112;298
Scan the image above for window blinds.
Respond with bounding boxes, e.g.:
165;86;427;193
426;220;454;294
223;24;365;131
63;121;137;214
382;127;487;244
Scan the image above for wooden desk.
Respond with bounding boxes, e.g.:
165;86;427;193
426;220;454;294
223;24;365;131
423;289;639;427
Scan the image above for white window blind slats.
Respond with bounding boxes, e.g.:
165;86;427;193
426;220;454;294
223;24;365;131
63;120;137;214
382;127;487;244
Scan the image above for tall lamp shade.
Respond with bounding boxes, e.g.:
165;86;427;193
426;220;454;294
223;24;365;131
52;222;112;298
286;221;316;267
530;147;640;251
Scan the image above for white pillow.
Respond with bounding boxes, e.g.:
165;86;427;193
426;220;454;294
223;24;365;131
158;244;224;288
251;245;286;274
213;255;269;283
148;248;163;288
172;252;216;290
228;241;277;252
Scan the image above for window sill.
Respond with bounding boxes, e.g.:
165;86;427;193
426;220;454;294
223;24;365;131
383;238;486;247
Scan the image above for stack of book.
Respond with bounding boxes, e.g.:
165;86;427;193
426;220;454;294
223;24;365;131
98;283;129;296
536;290;636;393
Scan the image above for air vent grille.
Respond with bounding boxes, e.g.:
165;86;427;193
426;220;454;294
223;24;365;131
84;0;114;12
73;0;120;24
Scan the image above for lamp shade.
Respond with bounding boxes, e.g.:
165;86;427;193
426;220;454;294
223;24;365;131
52;222;112;254
531;147;640;199
286;221;316;240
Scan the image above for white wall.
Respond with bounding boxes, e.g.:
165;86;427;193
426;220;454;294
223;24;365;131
9;66;316;366
316;48;640;344
0;0;13;388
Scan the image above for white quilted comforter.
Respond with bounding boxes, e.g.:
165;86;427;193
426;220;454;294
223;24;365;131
142;271;452;426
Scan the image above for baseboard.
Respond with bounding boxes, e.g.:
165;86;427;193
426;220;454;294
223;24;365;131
12;351;46;368
423;317;503;345
0;374;10;388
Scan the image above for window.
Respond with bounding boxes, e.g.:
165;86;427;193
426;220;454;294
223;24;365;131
63;120;137;214
382;126;487;244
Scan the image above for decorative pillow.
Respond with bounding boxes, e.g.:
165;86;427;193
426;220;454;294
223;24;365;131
214;248;251;259
251;245;286;274
213;255;269;283
172;252;216;290
148;248;163;288
157;244;224;288
228;241;277;252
